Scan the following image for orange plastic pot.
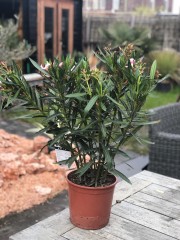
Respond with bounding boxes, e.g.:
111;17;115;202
67;172;117;230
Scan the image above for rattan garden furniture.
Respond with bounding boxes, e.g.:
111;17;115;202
148;103;180;179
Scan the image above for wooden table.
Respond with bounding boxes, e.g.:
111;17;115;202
10;170;180;240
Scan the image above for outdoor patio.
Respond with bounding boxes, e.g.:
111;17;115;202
1;0;180;240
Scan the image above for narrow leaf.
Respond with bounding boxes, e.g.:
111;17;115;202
84;95;98;113
100;102;107;111
109;168;131;184
26;125;50;136
102;145;113;169
66;92;86;98
150;60;157;80
67;156;78;168
114;149;130;159
57;159;68;165
132;133;154;145
29;58;49;75
49;131;70;147
106;95;120;107
4;89;20;108
71;58;84;72
133;120;160;126
75;161;93;177
34;88;43;110
101;124;107;138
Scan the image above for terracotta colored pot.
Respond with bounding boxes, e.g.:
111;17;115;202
67;172;117;230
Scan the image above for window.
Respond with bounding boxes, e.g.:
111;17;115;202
99;0;106;10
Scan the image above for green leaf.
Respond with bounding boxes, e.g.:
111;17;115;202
102;145;113;169
84;95;98;113
12;113;40;119
34;88;43;110
106;95;121;108
100;102;107;111
55;152;75;167
74;120;97;133
49;130;70;147
46;113;61;122
71;58;84;72
106;95;127;118
93;51;106;64
29;125;51;136
119;98;129;112
67;155;78;168
133;120;160;126
114;149;130;159
57;159;68;165
125;93;134;112
29;58;49;75
75;161;93;177
109;168;131;184
65;93;86;98
100;124;107;138
132;133;154;145
150;60;157;80
4;89;20;108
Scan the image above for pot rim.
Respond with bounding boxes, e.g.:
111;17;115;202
66;170;118;190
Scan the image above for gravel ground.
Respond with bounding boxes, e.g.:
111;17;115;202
0;190;68;240
0;117;69;240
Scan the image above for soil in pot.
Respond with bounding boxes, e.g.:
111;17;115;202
67;170;117;230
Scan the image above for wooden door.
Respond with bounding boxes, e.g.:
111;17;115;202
37;0;74;64
58;1;74;58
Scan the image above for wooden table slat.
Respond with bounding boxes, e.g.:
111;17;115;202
63;227;122;240
9;226;67;240
112;177;151;205
125;191;180;220
136;171;180;190
9;209;74;240
112;201;180;239
93;213;177;240
141;183;180;205
40;208;74;235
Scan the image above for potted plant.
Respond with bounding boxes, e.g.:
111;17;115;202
0;44;157;229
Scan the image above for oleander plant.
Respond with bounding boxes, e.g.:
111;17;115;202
0;44;158;187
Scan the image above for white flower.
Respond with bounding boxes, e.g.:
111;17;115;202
59;62;63;68
40;62;51;71
130;58;135;67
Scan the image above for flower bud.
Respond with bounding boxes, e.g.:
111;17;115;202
40;62;51;71
130;58;135;67
59;62;63;68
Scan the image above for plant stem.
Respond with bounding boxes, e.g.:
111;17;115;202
106;108;117;147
